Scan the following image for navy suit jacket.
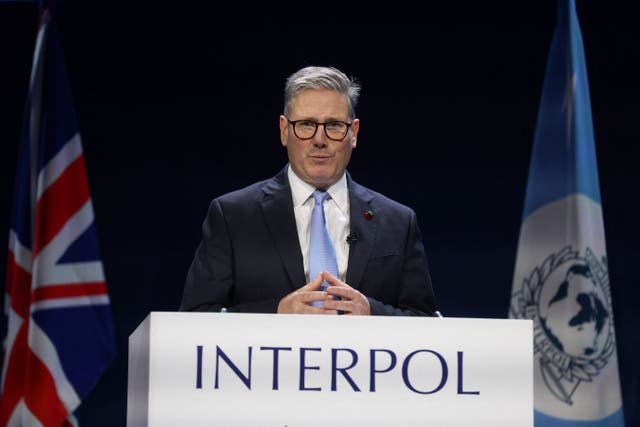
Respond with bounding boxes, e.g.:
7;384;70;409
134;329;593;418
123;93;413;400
180;167;437;316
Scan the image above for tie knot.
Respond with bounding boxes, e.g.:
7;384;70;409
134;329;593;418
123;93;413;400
312;189;330;205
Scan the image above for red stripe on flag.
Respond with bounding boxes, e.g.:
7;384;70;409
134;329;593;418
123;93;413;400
32;282;107;301
33;155;90;255
24;347;72;427
6;251;32;319
0;324;28;426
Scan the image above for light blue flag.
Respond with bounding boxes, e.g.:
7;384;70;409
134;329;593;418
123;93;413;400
509;1;625;426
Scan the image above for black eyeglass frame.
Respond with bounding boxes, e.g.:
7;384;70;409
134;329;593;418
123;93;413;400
286;118;354;141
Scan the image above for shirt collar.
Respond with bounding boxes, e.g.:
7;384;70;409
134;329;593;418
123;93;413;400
287;164;349;212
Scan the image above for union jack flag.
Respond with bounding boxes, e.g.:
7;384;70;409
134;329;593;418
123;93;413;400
1;8;116;426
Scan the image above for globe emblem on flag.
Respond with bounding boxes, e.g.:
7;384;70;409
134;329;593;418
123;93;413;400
537;262;609;360
510;246;616;405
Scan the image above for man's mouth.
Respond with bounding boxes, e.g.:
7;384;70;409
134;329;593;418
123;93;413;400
309;154;333;159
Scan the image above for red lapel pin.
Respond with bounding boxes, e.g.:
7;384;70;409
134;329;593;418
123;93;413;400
364;210;374;220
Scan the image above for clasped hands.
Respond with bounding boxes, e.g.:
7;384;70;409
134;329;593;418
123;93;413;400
277;271;371;315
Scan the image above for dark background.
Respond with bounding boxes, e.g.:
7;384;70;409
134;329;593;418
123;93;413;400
1;1;639;425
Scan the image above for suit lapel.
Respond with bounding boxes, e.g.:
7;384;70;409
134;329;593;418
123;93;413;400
259;168;306;291
345;176;376;291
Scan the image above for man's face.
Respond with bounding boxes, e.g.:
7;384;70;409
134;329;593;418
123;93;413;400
279;89;359;189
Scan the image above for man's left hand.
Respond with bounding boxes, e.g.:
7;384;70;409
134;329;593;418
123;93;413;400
321;271;371;315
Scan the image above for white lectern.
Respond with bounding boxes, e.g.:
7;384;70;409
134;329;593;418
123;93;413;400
128;312;532;426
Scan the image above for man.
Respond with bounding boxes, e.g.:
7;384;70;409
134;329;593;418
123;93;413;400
180;66;437;316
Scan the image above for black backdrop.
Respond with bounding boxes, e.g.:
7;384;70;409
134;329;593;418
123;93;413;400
1;2;639;425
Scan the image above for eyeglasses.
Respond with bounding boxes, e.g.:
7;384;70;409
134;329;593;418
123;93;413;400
286;118;353;141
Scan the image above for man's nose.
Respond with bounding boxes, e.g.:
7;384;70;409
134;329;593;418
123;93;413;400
311;124;328;146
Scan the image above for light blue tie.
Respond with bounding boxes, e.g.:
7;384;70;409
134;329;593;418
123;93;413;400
309;189;339;307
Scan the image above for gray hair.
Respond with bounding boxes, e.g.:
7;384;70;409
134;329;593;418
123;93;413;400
283;66;361;119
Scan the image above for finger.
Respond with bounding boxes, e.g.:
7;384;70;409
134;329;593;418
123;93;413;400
316;299;340;315
297;297;340;315
325;285;354;299
299;305;332;315
322;271;347;287
301;273;325;291
297;290;329;303
322;298;353;313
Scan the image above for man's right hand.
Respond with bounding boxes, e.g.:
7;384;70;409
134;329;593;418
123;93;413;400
277;273;337;314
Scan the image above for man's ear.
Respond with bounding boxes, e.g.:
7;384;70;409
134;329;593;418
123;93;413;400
279;115;288;147
350;118;360;148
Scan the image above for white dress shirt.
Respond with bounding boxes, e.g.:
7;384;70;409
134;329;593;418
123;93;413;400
287;165;350;282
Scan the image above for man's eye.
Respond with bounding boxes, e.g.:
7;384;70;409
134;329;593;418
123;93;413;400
326;122;344;131
298;120;316;128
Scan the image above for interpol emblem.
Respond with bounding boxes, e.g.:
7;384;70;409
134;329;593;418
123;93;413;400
510;245;616;405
